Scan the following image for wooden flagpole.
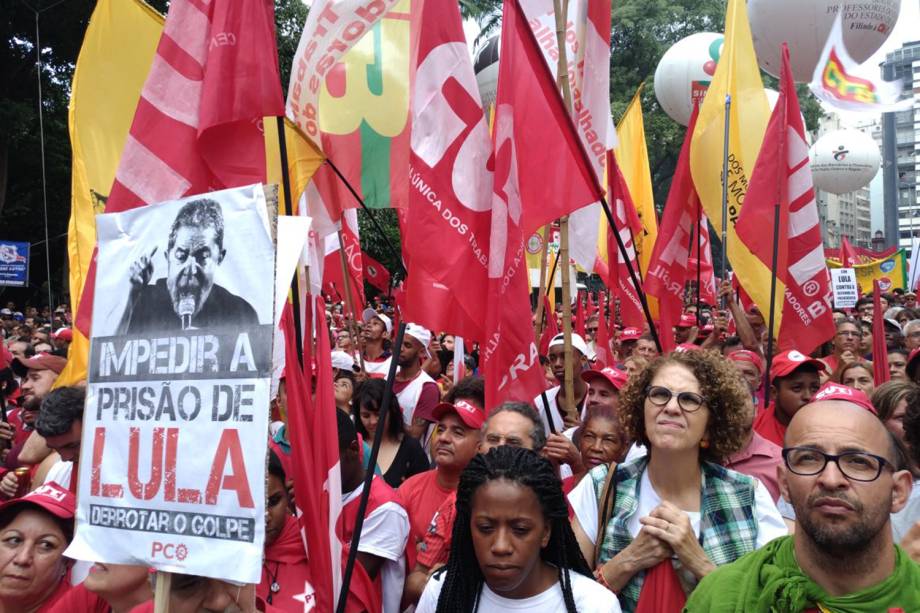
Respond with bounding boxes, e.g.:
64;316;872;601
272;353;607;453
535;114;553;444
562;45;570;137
553;0;577;420
153;571;172;613
534;224;552;341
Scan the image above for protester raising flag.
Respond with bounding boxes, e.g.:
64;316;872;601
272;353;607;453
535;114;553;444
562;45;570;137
809;14;913;113
62;0;163;386
736;43;834;355
75;0;285;334
645;104;702;354
482;0;604;408
691;213;718;306
402;0;493;340
690;0;772;322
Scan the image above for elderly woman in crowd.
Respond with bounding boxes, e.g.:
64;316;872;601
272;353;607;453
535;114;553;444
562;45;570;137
0;482;75;613
568;350;785;612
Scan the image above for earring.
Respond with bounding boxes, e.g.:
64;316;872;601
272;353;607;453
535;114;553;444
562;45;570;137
700;440;710;449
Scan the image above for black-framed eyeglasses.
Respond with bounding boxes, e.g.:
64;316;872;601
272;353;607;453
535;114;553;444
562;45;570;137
782;446;893;482
645;385;706;413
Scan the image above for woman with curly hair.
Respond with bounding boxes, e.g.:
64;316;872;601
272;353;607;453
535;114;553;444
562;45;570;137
568;350;786;612
417;446;620;613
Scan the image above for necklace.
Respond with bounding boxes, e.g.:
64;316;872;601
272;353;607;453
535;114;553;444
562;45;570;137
263;561;281;603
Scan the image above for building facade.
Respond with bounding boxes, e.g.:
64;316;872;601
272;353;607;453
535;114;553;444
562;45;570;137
881;40;920;254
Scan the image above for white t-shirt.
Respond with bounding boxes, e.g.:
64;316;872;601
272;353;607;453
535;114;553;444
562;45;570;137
342;485;409;613
568;464;787;548
892;479;920;544
417;566;621;613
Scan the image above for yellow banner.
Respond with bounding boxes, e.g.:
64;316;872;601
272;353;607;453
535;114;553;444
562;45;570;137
60;0;163;387
690;0;778;336
264;118;325;214
827;251;908;294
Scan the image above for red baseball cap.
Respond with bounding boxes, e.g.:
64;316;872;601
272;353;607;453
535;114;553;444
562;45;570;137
675;343;701;352
619;327;642;342
907;348;920;381
676;313;698;328
769;350;826;381
432;399;485;430
581;367;629;390
0;482;75;520
11;353;67;378
811;382;877;415
727;349;764;374
52;327;73;342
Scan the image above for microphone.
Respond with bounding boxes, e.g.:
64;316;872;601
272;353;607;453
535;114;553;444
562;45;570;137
179;296;196;330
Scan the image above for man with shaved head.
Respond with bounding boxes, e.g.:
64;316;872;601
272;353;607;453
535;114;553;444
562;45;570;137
685;384;920;612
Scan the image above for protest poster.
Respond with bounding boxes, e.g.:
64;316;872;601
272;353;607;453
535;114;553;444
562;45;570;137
827;250;908;296
830;268;859;309
65;184;275;584
0;240;30;287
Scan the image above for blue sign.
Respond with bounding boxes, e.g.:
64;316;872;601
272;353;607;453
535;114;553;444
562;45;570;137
0;241;29;287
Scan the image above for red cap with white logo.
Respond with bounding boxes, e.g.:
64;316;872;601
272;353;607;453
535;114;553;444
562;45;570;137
432;399;486;429
769;350;826;382
581;367;629;390
811;382;877;415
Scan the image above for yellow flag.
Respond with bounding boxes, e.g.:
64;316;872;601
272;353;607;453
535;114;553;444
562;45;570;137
264;117;325;214
614;85;658;279
59;0;162;387
690;0;773;320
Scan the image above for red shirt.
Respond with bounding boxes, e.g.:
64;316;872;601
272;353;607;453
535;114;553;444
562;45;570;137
416;491;456;569
258;514;311;612
397;469;454;568
47;583;108;613
753;403;787;447
724;431;784;502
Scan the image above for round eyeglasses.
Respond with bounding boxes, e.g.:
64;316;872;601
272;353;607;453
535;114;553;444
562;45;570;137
645;385;706;413
782;447;892;482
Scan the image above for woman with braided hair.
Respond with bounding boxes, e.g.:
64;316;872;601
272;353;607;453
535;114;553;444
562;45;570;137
417;446;620;613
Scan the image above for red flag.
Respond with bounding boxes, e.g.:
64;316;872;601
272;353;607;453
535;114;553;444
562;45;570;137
482;0;604;408
497;0;604;237
645;106;701;353
281;300;344;610
593;303;612;368
402;0;493;340
587;292;597;320
362;252;391;294
76;0;284;334
606;152;645;329
872;279;890;385
538;294;560;356
735;44;834;356
840;236;859;268
322;227;365;317
689;212;718;305
575;292;586;337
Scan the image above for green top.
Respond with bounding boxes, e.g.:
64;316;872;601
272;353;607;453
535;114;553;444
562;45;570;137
684;535;920;613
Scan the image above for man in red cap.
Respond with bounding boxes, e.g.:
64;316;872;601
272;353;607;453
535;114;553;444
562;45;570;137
753;350;825;447
4;353;67;472
727;349;765;409
674;313;697;345
582;367;628;413
50;327;72;352
397;397;483;577
616;327;642;360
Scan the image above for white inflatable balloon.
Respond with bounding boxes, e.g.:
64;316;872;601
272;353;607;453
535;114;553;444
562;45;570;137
654;32;724;126
748;0;900;82
809;129;880;195
473;34;500;108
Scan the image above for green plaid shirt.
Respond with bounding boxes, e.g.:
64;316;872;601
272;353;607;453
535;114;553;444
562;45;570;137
591;457;759;612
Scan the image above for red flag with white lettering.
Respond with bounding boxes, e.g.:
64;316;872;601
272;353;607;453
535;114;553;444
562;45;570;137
76;0;284;334
644;106;700;353
402;0;493;340
735;44;834;355
322;216;365;317
606;152;645;329
482;0;604;408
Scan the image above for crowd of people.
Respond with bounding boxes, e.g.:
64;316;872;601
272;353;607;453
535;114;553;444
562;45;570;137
2;282;920;612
